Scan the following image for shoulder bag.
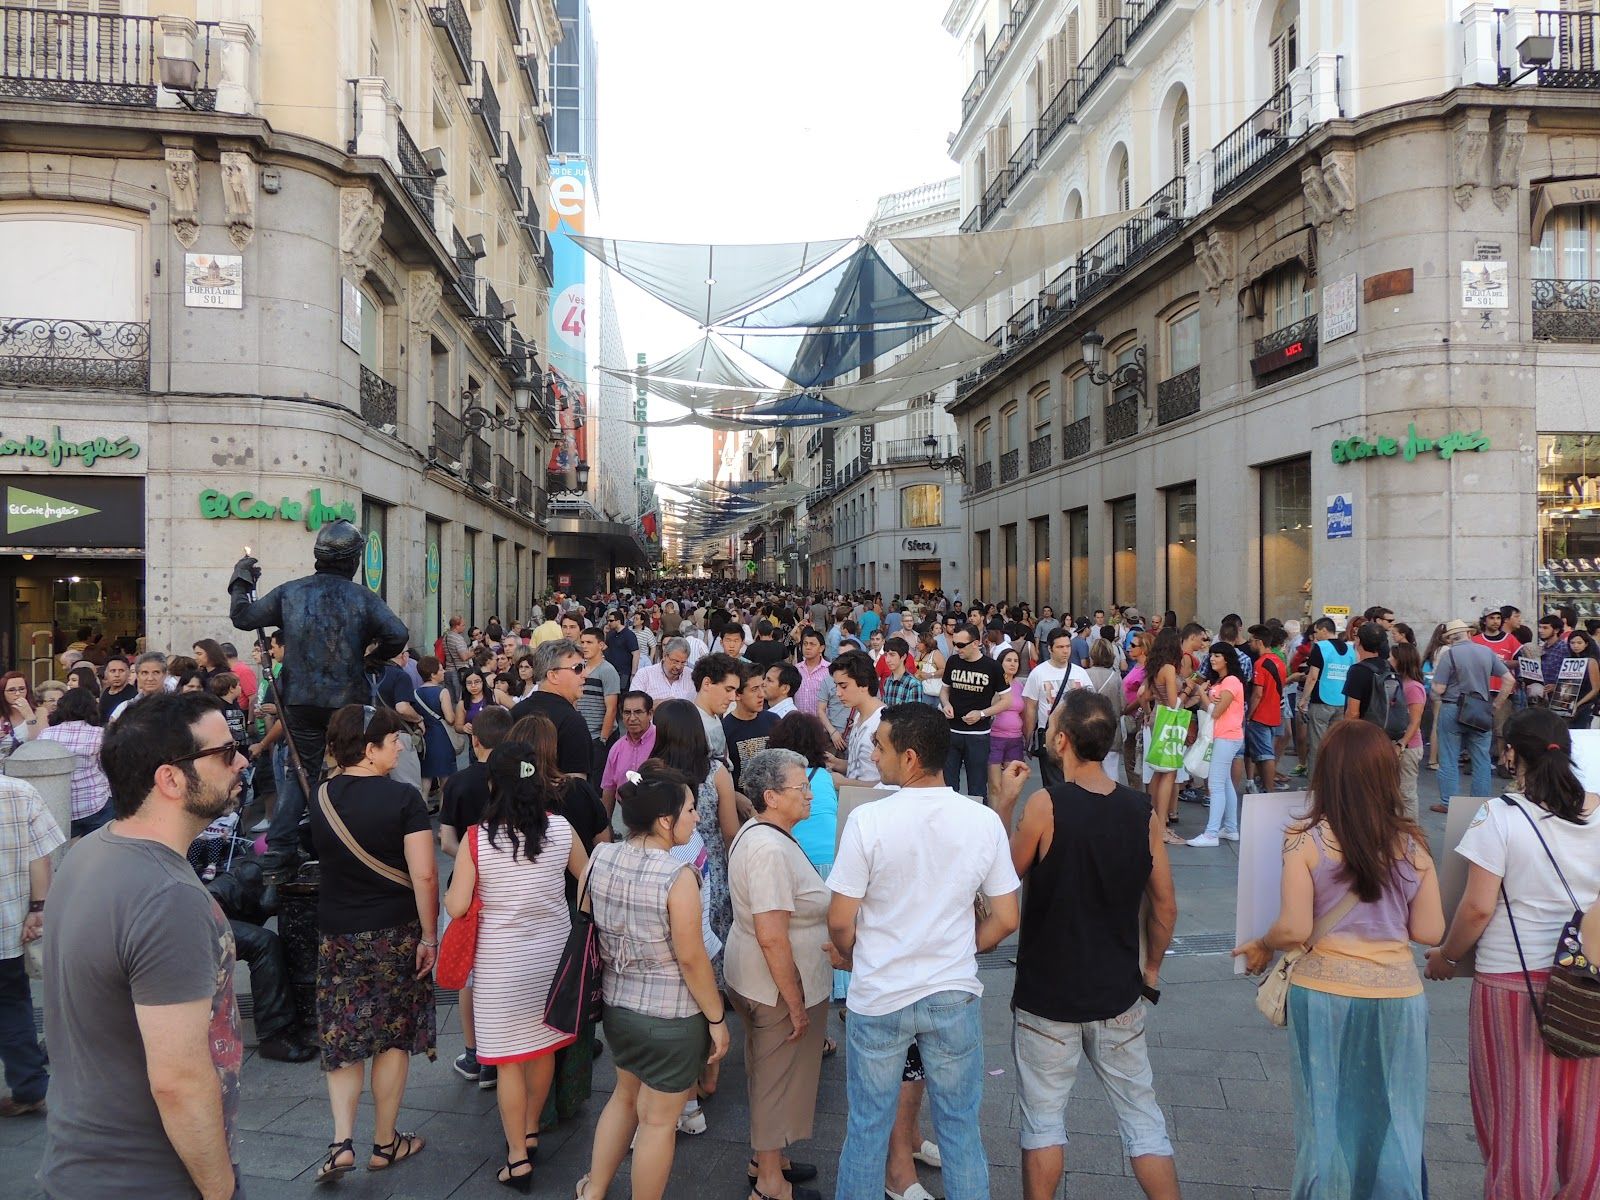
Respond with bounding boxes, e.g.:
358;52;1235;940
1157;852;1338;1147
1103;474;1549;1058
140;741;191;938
436;825;482;990
545;856;605;1036
414;687;468;756
1255;886;1361;1027
1499;795;1600;1059
1442;647;1496;731
317;782;410;888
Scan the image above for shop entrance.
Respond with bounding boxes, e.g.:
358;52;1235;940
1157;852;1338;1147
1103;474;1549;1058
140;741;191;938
901;559;942;596
0;555;145;685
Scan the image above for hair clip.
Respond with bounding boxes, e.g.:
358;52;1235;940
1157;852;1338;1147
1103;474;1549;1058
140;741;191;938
519;760;535;779
625;769;643;785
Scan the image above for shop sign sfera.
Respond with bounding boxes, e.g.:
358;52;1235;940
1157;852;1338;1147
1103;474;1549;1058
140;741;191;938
0;426;141;468
199;487;358;532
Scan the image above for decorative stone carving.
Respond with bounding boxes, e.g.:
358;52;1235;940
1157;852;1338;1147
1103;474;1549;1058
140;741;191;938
1301;162;1338;231
1149;27;1194;115
1193;228;1234;298
1302;150;1355;235
409;268;443;334
1452;110;1491;211
218;150;256;249
339;187;385;275
164;147;200;248
1491;111;1529;212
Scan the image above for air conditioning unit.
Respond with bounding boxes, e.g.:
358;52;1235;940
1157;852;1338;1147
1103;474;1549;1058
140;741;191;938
422;146;448;177
1038;291;1059;313
1252;107;1283;138
501;299;518;321
466;233;488;259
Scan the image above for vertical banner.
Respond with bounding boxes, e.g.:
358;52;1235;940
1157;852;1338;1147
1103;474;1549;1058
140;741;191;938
548;158;590;480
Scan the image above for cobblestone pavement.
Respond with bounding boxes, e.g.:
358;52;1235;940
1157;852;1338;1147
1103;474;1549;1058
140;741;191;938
5;765;1485;1198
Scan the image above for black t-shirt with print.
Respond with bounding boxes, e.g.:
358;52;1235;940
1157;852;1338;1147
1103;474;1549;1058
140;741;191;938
942;655;1006;734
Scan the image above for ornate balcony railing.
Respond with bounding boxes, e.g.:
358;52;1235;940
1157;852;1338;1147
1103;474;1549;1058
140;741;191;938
1039;72;1079;151
1532;278;1600;340
427;0;471;82
495;453;515;498
1156;365;1200;425
452;226;477;308
0;7;219;109
431;404;466;464
981;168;1011;226
358;365;398;430
882;435;947;465
1007;129;1038;191
469;61;501;154
1076;15;1130;108
1105;395;1140;444
1498;9;1600;87
972;460;993;494
1253;313;1319;366
1129;0;1176;45
961;69;986;123
1062;415;1092;461
1028;432;1052;472
530;483;549;524
515;469;532;507
467;433;492;487
0;316;149;389
1213;81;1300;201
395;118;436;222
1000;447;1021;484
471;282;508;356
498;136;522;207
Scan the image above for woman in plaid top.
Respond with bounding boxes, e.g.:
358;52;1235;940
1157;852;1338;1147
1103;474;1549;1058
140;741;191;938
34;687;112;838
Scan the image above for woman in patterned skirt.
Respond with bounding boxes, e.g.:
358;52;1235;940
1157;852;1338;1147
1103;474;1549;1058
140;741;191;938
444;740;589;1191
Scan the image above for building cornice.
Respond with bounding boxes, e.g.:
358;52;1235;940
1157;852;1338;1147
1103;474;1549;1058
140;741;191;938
943;0;978;38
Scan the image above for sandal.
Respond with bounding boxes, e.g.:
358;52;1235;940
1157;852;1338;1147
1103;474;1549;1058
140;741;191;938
497;1156;533;1193
821;1036;838;1058
524;1133;539;1162
315;1138;355;1184
1162;832;1187;846
575;1175;592;1200
369;1131;425;1171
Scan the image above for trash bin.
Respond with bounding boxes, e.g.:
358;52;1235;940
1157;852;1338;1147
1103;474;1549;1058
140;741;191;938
276;861;321;1030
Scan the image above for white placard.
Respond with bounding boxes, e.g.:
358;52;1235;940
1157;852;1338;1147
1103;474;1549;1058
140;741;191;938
1569;729;1600;792
1461;260;1509;309
1322;273;1358;342
1234;790;1312;973
1437;795;1486;975
340;278;362;352
183;254;242;309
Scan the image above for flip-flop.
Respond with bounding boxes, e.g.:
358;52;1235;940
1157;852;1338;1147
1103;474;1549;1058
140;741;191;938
821;1037;838;1058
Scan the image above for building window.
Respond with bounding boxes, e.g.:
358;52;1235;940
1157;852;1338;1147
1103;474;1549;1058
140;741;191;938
1030;382;1054;436
976;528;993;600
1164;484;1198;622
0;207;145;321
1001;403;1021;452
1270;0;1299;94
1070;369;1093;420
1067;507;1089;617
1109;144;1131;212
976;418;992;463
1265;263;1316;333
1110;496;1137;607
1002;523;1019;603
1166;307;1200;376
1533;204;1600;282
907;394;935;440
1170;89;1191;181
1260;457;1311;624
1031;516;1051;611
430;336;451;409
1537;435;1600;616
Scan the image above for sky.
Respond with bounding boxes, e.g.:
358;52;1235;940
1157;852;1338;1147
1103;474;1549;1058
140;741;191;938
588;0;965;487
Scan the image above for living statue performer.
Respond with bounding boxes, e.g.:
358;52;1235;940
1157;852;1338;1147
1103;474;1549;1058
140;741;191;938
229;519;408;875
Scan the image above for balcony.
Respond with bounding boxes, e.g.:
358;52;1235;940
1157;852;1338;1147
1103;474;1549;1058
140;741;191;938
427;0;471;84
1533;278;1600;340
358;365;398;431
529;481;549;524
451;226;477;309
394;118;436;223
0;315;149;390
495;453;515;499
515;51;541;105
1105;394;1140;444
431;404;466;466
1039;74;1079;154
0;8;220;110
980;168;1011;226
882;435;947;465
1252;314;1319;385
499;135;522;208
470;282;508;356
467;433;492;488
959;206;981;234
1062;415;1092;461
999;447;1020;484
1028;432;1052;473
500;0;520;37
1156;365;1200;425
1074;16;1132;123
1212;81;1303;202
961;69;986;124
1499;10;1600;87
972;460;994;494
1005;129;1039;199
1126;0;1203;69
469;61;501;155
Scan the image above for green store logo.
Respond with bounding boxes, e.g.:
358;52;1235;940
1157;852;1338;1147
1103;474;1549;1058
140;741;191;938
198;488;357;532
1331;424;1490;465
7;486;100;534
426;541;441;594
364;531;384;593
0;426;140;468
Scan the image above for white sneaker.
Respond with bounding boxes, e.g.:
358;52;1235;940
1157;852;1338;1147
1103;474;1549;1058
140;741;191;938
886;1184;939;1200
676;1104;706;1136
1219;831;1239;842
912;1140;942;1169
1186;834;1220;847
249;818;270;834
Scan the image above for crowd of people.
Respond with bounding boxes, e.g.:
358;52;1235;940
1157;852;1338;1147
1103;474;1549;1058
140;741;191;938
0;583;1597;1200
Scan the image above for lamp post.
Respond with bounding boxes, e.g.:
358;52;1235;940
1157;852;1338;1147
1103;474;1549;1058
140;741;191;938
551;460;590;497
923;433;968;481
459;386;521;434
1080;330;1147;406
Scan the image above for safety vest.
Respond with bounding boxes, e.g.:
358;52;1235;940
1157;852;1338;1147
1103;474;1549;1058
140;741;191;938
1316;641;1357;707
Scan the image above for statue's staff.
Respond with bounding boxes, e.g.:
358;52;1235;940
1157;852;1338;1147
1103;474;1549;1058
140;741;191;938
241;545;315;805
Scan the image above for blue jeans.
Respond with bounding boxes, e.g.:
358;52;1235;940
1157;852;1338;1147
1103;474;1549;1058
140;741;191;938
0;955;47;1105
944;732;990;801
1204;737;1242;838
837;990;989;1200
1436;707;1492;803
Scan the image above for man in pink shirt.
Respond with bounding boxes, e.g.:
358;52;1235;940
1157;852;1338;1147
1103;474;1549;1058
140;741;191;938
601;690;657;818
793;628;833;718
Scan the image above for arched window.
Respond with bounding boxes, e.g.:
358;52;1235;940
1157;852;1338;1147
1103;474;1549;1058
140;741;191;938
1170;89;1191;182
1108;144;1131;211
1269;0;1299;95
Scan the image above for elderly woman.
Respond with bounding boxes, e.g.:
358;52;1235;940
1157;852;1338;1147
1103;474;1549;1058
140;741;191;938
725;749;829;1200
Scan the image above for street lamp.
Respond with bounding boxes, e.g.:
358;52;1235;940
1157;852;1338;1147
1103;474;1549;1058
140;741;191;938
923;433;968;481
551;460;590;496
1079;330;1147;406
459;387;520;433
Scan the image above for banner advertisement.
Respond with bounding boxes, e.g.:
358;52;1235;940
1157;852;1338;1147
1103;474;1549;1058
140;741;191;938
547;157;589;486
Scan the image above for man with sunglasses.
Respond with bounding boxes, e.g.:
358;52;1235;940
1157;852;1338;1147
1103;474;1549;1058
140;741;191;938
941;623;1011;803
40;691;250;1200
508;638;592;776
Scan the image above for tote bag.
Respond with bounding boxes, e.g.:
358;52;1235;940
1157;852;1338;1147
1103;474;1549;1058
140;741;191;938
1183;709;1216;776
545;865;604;1036
436;826;482;990
1146;705;1192;772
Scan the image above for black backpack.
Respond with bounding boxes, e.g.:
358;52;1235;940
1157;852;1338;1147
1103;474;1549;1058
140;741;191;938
1362;661;1411;742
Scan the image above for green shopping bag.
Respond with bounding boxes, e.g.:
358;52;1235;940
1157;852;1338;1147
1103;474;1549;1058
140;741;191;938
1147;705;1192;772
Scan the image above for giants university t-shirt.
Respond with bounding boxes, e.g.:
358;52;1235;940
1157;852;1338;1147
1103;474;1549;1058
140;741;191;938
943;655;1006;734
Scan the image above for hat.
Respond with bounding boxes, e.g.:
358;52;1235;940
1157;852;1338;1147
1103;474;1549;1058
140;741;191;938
1481;606;1500;618
1442;618;1475;639
1124;607;1143;622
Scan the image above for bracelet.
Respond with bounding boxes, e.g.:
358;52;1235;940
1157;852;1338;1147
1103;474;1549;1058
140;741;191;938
420;938;438;948
706;1012;726;1025
1437;948;1461;967
27;900;44;913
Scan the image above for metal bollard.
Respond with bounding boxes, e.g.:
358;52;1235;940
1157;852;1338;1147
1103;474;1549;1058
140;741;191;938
275;860;321;1030
4;740;76;866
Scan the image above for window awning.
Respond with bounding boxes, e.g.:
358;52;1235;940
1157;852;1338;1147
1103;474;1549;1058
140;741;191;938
1532;177;1600;243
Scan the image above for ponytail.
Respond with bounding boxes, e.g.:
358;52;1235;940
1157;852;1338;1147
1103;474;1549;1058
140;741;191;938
1504;709;1588;823
482;742;552;861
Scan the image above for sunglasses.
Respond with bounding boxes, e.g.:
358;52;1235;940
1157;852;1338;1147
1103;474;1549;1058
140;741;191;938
952;639;975;649
549;662;587;676
168;742;243;767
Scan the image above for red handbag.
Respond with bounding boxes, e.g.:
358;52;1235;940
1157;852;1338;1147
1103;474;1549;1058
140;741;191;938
436;826;482;989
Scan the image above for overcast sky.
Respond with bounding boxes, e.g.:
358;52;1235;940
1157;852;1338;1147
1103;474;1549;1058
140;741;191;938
588;0;964;487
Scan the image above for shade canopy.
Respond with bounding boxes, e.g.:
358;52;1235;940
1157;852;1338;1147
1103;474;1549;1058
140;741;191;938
726;243;941;329
821;322;999;412
735;322;936;388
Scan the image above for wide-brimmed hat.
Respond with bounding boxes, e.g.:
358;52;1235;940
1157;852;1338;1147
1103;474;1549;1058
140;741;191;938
1442;618;1475;639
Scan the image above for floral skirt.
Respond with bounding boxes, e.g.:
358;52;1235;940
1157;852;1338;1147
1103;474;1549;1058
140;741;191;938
316;920;438;1072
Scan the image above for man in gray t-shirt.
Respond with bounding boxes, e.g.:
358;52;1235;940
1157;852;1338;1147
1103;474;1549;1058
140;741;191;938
40;692;247;1200
1431;620;1512;807
578;628;621;787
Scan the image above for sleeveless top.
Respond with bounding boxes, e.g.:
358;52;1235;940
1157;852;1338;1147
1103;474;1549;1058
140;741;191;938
1293;824;1424;999
587;841;700;1018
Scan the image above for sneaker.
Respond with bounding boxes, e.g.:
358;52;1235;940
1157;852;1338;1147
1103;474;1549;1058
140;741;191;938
886;1183;940;1200
1291;764;1307;777
1186;834;1220;847
452;1049;480;1082
478;1065;498;1090
676;1102;706;1136
1219;830;1239;842
249;818;270;834
912;1140;942;1169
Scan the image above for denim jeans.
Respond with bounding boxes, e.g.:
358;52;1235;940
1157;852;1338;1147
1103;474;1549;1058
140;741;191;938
0;954;47;1105
1436;707;1492;803
837;990;989;1200
1204;737;1242;838
944;732;990;801
265;704;336;856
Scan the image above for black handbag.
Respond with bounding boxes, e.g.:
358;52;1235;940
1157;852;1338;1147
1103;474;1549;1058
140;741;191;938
1456;690;1495;732
544;867;604;1036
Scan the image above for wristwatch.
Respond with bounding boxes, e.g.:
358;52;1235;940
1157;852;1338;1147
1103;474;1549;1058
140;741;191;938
27;900;44;913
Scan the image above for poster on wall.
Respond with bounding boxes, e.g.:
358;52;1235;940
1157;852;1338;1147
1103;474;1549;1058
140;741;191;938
1325;493;1354;539
1460;260;1508;309
1322;273;1357;342
184;254;243;309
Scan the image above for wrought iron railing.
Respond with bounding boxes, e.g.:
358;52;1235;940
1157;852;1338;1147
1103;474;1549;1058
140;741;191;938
1076;16;1130;109
1008;298;1037;341
472;282;508;355
981;168;1011;225
1000;447;1021;484
452;227;477;308
1007;129;1038;191
358;365;398;430
516;52;541;105
959;205;981;234
0;7;219;109
1156;365;1200;425
427;0;471;81
1498;9;1600;87
431;404;466;464
883;436;946;465
1252;314;1319;386
1028;432;1052;473
1062;415;1092;461
530;483;549;523
958;0;1040;127
0;315;149;389
500;0;520;37
1532;278;1600;340
1213;82;1299;201
499;136;522;206
1039;72;1079;151
516;469;532;507
395;118;436;222
1128;0;1175;45
1105;395;1140;444
961;69;986;123
467;433;492;487
982;21;1016;80
495;453;515;497
972;460;993;494
470;61;500;153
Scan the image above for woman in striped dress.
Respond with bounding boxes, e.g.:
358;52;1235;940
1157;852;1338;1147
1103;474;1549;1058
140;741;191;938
444;742;589;1192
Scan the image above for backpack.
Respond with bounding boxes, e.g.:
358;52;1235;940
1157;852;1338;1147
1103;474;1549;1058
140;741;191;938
1361;661;1410;742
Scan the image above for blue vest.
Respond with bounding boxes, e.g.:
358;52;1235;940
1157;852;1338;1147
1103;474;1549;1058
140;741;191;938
1316;641;1357;707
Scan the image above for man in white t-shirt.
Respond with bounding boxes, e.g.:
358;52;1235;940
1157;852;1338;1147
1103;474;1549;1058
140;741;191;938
1022;628;1093;789
827;703;1022;1200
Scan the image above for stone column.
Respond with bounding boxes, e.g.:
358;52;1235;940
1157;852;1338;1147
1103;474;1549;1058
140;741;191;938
1305;53;1343;124
214;21;259;115
4;742;76;867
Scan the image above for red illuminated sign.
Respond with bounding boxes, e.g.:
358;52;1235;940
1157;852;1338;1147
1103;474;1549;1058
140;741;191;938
1251;335;1316;377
